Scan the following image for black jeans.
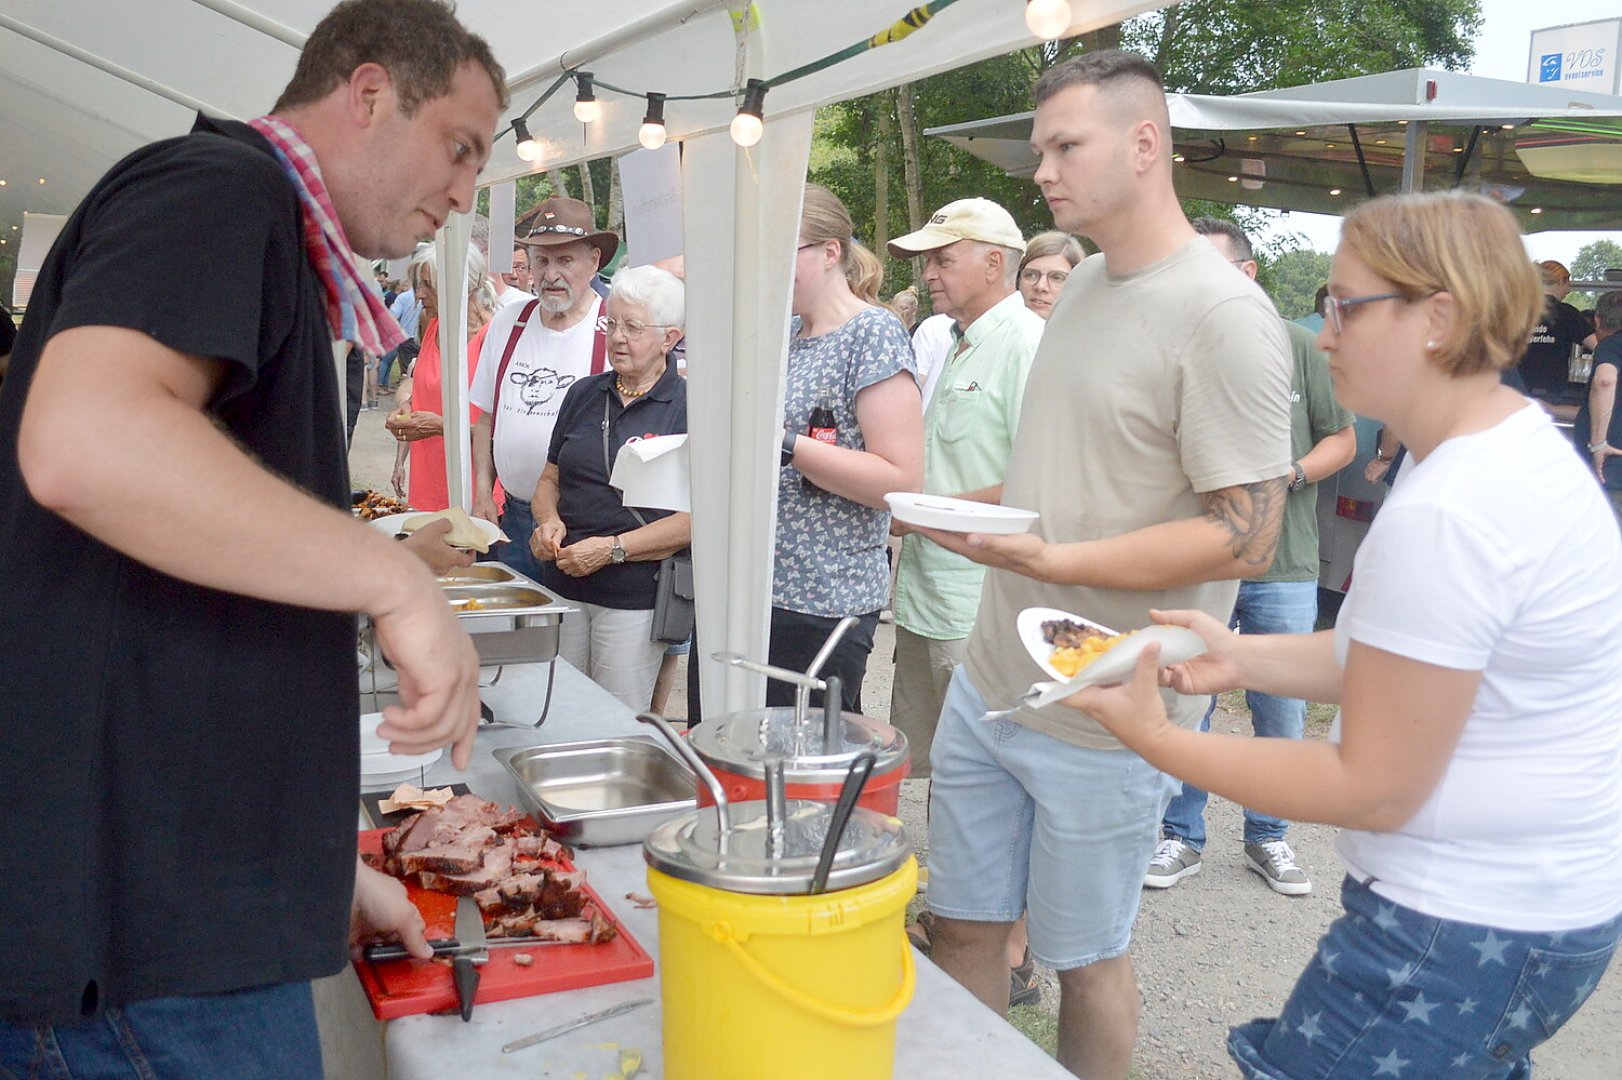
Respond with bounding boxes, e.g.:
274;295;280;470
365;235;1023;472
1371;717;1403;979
765;607;880;714
684;607;879;722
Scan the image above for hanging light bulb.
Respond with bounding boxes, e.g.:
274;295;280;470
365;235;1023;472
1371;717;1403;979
573;72;600;124
730;79;768;148
512;117;543;163
1025;0;1073;40
639;93;668;150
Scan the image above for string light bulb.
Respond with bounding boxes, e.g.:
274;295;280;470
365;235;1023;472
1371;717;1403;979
730;79;768;148
573;72;600;125
1025;0;1072;40
639;93;668;150
511;117;543;163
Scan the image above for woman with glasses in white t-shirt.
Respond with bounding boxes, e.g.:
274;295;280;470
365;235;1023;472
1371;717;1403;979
1071;191;1622;1080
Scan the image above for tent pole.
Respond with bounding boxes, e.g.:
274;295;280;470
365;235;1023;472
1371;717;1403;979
438;213;475;513
1451;125;1484;186
1400;120;1427;194
182;0;305;49
503;2;733;99
681;111;815;717
1346;124;1377;198
0;11;229;117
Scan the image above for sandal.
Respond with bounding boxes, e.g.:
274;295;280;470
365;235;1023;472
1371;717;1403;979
1009;947;1041;1008
905;910;936;957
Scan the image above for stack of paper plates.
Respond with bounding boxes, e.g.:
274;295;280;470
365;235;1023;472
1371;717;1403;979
359;712;442;789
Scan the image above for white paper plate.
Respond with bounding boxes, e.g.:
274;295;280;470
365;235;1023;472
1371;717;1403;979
1016;608;1208;709
884;492;1038;535
1017;607;1119;680
359;713;443;785
368;512;507;549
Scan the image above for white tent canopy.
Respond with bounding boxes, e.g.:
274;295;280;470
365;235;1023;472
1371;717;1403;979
928;67;1622;229
0;0;1170;716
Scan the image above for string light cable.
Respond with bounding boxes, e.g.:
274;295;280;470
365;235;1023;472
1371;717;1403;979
494;0;980;152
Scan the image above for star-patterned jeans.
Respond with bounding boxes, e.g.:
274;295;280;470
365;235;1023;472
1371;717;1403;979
1228;875;1622;1079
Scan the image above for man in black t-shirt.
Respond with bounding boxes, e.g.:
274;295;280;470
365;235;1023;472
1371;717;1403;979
0;1;503;1071
1572;291;1622;522
1519;260;1598;414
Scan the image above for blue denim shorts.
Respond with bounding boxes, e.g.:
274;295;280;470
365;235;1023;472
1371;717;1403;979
925;666;1179;970
0;982;321;1080
1229;875;1622;1079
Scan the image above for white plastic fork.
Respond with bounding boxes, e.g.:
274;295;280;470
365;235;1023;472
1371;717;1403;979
979;682;1059;721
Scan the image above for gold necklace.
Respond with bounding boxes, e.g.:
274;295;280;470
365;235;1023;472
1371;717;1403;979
615;375;652;398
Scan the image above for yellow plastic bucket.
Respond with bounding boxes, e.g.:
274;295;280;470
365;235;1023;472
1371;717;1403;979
647;856;918;1080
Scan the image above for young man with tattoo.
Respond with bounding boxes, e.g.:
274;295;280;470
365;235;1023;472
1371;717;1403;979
910;51;1291;1079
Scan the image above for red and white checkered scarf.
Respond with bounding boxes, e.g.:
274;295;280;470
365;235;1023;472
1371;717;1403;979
247;115;406;357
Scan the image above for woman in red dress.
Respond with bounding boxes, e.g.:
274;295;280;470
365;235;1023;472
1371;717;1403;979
387;244;500;512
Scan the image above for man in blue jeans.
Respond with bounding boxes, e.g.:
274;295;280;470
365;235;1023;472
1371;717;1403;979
1146;218;1357;896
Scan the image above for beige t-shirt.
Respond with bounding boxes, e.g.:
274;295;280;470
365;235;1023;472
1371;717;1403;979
965;237;1291;749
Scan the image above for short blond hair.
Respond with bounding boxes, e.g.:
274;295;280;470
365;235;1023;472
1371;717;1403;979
1339;192;1541;376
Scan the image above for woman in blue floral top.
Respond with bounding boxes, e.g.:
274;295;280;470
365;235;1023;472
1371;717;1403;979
775;184;923;711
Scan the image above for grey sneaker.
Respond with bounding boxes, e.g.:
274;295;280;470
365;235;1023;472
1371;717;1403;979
1144;837;1201;889
1244;840;1312;895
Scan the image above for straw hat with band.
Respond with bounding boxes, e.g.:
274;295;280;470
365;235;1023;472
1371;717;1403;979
518;196;619;264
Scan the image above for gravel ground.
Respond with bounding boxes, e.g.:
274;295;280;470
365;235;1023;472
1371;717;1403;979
349;408;1619;1078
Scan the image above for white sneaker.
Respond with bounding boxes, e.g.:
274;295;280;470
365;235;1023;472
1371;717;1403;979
1244;840;1312;896
1144;837;1202;889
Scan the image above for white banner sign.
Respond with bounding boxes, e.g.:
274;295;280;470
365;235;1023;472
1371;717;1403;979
618;143;684;268
1529;19;1622;95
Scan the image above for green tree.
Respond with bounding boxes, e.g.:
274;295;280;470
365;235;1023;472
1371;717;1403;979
1123;0;1480;92
1265;248;1334;319
813;50;1051;300
810;1;1480;306
1571;239;1622;284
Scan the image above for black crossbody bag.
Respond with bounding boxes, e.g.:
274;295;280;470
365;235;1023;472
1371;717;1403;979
601;395;694;644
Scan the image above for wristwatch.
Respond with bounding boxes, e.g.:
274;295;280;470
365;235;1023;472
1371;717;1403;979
781;430;798;468
609;536;627;564
1287;462;1308;493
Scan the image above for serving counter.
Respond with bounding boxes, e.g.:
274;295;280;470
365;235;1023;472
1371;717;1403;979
320;659;1070;1079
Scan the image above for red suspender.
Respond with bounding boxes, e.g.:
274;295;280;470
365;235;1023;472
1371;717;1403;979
489;298;608;435
590;309;607;375
490;299;540;430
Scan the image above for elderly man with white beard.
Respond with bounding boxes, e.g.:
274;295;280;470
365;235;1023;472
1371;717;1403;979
471;196;619;583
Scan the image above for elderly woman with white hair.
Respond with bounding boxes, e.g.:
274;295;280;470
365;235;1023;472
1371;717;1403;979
528;265;690;710
387;242;499;510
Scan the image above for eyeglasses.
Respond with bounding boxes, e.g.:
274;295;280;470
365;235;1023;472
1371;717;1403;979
1019;268;1069;287
796;242;822;253
602;317;673;338
1324;292;1402;335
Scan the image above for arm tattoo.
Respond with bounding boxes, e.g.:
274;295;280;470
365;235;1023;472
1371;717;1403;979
1201;476;1287;569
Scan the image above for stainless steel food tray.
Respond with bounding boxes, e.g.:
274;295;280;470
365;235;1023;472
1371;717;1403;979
436;563;521;586
494;737;697;847
375;565;574;667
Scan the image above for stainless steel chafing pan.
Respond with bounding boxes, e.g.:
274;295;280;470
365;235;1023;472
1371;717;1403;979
494;738;697;847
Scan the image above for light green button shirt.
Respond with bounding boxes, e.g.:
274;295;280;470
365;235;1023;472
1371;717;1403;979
894;291;1045;640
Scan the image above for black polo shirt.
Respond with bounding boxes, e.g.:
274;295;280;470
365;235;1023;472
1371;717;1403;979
541;363;687;610
0;115;357;1025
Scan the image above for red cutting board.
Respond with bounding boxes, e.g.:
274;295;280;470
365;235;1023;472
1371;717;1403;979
352;828;654;1020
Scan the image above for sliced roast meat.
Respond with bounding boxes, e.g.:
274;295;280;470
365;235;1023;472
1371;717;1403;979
374;795;612;944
